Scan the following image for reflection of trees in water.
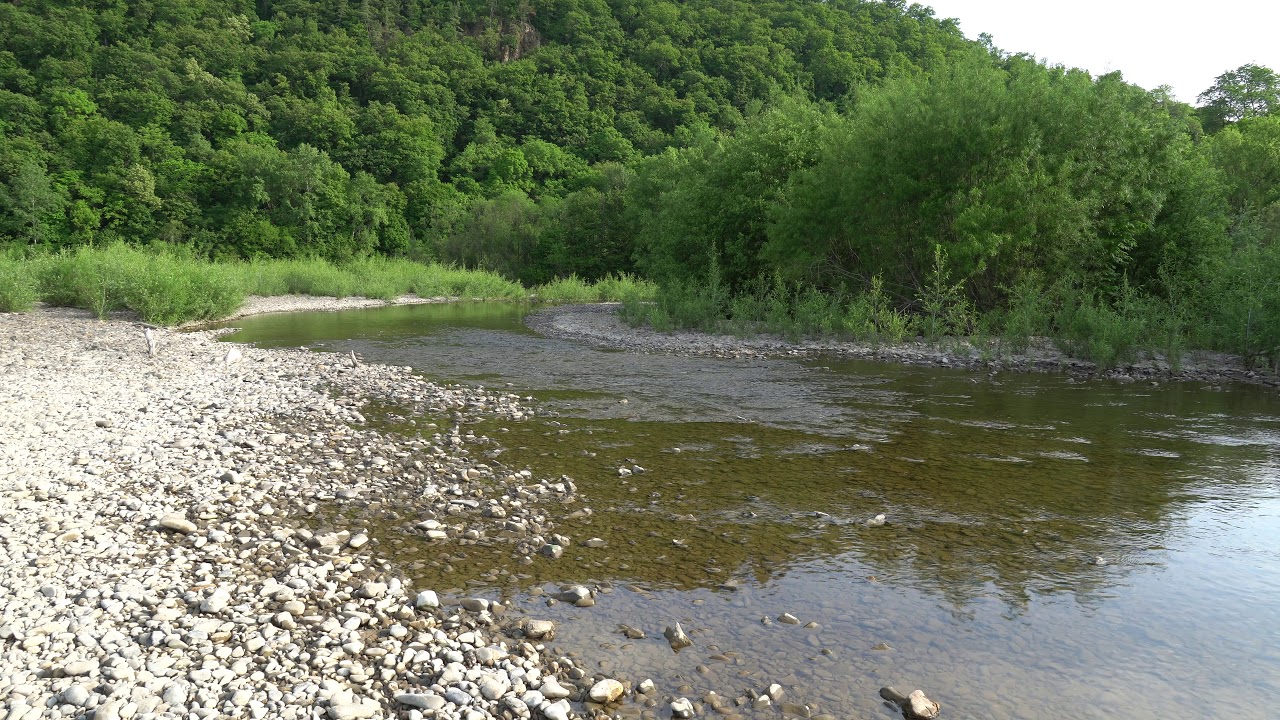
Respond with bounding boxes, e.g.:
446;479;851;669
363;367;1278;614
814;376;1277;610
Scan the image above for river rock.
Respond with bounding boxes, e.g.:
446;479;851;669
356;581;387;599
906;690;941;719
588;679;625;703
328;703;379;719
415;590;440;608
664;622;692;651
481;675;511;700
397;694;446;710
61;684;92;706
200;588;231;613
445;688;473;706
540;677;572;699
158;513;197;534
62;659;99;676
542;700;571;720
671;697;695;718
557;586;592;604
524;619;556;639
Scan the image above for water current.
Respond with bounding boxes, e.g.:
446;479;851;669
216;302;1280;719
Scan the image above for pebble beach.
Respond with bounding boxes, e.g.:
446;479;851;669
0;303;615;720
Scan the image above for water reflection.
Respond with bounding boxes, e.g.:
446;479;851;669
216;303;1280;719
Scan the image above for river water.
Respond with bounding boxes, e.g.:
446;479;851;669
218;303;1280;719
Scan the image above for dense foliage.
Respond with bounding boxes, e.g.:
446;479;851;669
0;0;966;269
2;1;1280;363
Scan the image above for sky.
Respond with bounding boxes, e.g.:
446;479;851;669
921;0;1280;104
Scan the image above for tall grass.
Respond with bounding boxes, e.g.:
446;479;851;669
1;244;660;326
536;273;658;303
33;244;244;324
0;255;38;312
231;257;527;301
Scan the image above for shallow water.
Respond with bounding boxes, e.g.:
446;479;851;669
219;303;1280;719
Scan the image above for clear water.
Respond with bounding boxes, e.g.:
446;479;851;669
217;303;1280;719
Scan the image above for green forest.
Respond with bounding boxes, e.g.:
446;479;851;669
2;0;1279;366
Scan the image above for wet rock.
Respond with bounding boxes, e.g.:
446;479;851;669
589;679;625;703
619;624;645;639
880;687;910;704
637;679;656;694
556;585;592;606
867;513;886;527
778;613;800;625
671;697;695;718
905;690;941;719
664;622;692;651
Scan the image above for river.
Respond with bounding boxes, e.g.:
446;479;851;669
216;302;1280;719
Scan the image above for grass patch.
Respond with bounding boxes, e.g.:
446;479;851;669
1;245;538;325
534;273;658;304
0;255;38;312
32;244;244;324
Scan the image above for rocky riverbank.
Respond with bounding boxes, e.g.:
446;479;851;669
526;303;1280;389
0;305;629;720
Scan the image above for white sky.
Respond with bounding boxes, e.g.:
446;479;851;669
921;0;1280;104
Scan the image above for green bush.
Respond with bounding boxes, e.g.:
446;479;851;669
536;275;597;303
0;256;38;312
1002;274;1052;353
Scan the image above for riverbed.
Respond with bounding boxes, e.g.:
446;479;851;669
218;301;1280;719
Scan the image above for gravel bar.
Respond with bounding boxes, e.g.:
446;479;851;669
0;305;613;720
526;303;1280;388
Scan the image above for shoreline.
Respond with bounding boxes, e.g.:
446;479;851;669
0;306;614;720
526;303;1280;389
181;293;463;328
